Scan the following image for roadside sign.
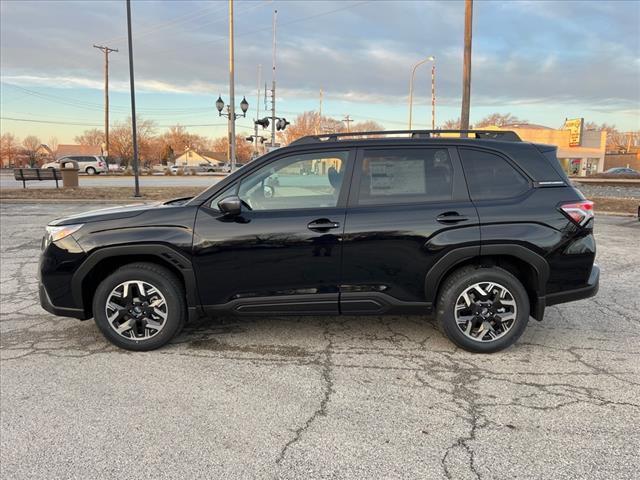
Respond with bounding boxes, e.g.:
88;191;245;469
564;118;584;147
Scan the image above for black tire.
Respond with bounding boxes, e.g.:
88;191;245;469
93;262;186;351
86;167;96;175
436;265;530;353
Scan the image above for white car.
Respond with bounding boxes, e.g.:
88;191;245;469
42;155;108;175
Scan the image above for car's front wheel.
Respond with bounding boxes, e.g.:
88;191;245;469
436;266;530;353
93;263;186;351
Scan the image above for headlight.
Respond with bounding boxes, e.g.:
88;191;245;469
45;224;84;245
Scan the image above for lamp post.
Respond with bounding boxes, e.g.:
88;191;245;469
216;95;249;171
408;55;435;130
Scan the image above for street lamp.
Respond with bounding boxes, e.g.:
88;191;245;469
408;55;436;130
216;95;249;170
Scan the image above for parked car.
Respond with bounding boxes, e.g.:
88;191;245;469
603;167;640;177
39;130;599;353
42;155;108;175
169;163;218;174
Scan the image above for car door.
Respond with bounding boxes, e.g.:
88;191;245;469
192;149;354;315
339;146;480;314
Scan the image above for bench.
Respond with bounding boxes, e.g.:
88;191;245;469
14;168;61;188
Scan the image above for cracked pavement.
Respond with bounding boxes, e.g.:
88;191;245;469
1;202;639;479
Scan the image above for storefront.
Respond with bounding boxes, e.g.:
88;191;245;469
487;120;607;177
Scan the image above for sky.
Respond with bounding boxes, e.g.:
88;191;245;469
1;0;639;144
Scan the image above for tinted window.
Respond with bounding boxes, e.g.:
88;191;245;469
238;151;348;211
356;148;453;205
459;149;529;200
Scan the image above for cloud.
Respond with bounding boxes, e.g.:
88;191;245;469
1;0;638;119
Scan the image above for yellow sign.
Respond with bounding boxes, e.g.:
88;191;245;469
564;118;584;147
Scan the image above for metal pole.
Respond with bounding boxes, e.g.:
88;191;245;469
460;0;473;131
228;0;236;170
271;10;277;147
125;0;140;197
408;57;433;129
105;49;110;155
431;62;436;130
255;64;261;156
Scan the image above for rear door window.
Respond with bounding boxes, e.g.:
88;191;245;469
459;149;530;200
354;148;454;205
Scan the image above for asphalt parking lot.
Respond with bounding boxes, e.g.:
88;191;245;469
1;202;639;479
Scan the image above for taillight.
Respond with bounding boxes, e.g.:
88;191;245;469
560;200;594;226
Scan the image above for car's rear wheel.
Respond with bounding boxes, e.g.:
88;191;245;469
86;166;97;175
436;266;529;353
93;263;186;351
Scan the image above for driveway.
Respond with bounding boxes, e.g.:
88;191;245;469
1;202;639;479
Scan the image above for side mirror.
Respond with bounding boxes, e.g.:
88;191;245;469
217;195;242;216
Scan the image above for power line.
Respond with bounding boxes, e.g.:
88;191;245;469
196;0;372;46
0;116;254;130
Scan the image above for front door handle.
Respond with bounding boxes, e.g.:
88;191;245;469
436;212;469;224
307;218;341;232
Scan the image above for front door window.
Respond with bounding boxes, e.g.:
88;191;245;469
238;151;349;211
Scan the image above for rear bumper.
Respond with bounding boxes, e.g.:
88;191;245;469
545;263;600;307
39;282;89;320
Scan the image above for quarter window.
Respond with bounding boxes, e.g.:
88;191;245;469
355;148;454;205
459;149;529;200
238;151;348;211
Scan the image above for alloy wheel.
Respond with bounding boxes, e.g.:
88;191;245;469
105;280;168;340
454;281;517;342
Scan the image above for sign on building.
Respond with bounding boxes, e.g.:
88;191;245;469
564;118;584;147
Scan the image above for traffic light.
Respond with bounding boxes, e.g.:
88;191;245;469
255;117;270;129
276;117;290;131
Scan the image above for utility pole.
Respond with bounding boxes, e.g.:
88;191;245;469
460;0;473;131
125;0;140;197
270;10;277;147
431;61;436;130
254;64;262;156
228;0;236;170
342;115;353;133
93;44;118;157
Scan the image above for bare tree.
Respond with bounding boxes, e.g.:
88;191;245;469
47;136;58;159
109;117;157;166
75;128;105;146
0;132;20;167
584;122;635;152
159;124;208;156
475;113;527;128
22;135;41;167
211;135;253;163
440;118;461;129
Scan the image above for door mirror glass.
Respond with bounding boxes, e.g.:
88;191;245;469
217;195;242;216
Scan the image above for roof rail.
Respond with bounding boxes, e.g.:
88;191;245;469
289;129;522;145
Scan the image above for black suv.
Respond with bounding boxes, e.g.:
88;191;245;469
39;130;599;353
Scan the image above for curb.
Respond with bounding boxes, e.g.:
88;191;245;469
0;198;156;204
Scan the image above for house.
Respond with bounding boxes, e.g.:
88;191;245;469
173;147;226;167
35;144;54;160
56;144;103;159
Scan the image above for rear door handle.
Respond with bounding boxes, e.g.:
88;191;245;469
307;219;341;232
436;212;469;224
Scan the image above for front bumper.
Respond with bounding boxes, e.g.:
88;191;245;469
546;263;600;307
39;283;89;320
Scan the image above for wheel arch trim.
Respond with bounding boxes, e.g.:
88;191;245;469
71;244;199;315
424;244;550;305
